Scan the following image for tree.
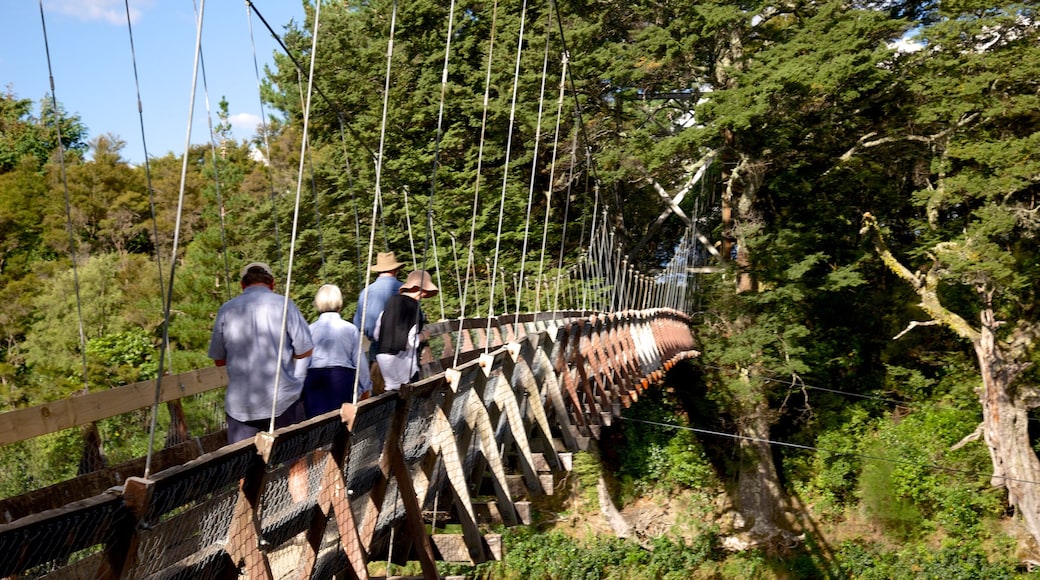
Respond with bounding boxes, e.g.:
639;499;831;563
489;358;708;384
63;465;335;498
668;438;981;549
0;89;87;173
857;1;1040;544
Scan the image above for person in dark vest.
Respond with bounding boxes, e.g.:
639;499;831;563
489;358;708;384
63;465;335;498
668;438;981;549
373;270;438;391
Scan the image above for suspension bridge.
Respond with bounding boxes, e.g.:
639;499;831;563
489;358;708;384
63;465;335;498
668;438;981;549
0;308;697;579
0;1;715;578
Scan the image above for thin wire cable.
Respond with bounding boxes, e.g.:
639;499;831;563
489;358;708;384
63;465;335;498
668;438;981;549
536;46;568;313
124;0;167;316
270;0;321;432
551;122;579;315
485;0;530;350
512;8;553;324
246;0;377;165
193;0;232;300
38;0;89;395
125;0;181;464
620;416;1039;487
246;2;283;268
146;0;206;478
354;0;398;404
418;0;458;332
295;70;327;280
453;0;500;366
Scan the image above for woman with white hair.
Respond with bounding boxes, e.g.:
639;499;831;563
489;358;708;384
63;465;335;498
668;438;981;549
302;284;372;417
374;270;438;391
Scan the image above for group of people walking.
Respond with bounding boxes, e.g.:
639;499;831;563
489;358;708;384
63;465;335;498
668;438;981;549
207;253;438;444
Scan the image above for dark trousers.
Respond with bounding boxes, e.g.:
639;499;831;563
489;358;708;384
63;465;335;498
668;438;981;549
226;398;305;444
302;366;359;418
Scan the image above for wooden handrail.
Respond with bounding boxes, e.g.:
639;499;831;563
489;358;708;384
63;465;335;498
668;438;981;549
0;366;228;445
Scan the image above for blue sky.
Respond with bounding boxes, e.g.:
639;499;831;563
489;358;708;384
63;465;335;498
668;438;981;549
2;0;308;164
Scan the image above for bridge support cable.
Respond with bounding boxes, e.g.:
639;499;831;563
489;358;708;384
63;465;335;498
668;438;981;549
195;41;234;301
513;8;556;324
121;0;194;450
37;0;104;474
294;71;328;281
485;0;530;351
354;0;398;399
269;0;322;431
453;0;500;367
535;47;569;313
245;2;283;267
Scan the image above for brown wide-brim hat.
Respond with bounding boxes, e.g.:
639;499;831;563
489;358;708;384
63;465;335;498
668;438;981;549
401;270;438;297
371;251;404;273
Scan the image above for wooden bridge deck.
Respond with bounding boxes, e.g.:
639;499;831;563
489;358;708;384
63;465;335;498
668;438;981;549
0;308;697;579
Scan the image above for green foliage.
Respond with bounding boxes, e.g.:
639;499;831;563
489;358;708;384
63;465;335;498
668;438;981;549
790;405;874;517
0;92;87;172
85;327;159;387
858;405;1000;539
485;527;718;580
835;539;1022;579
613;389;718;501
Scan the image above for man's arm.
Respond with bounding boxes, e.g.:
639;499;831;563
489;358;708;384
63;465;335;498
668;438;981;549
292;349;313;381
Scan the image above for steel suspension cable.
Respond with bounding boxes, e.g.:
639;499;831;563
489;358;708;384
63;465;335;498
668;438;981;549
354;0;398;404
246;3;283;268
124;0;167;318
453;0;500;366
295;71;327;280
124;0;184;467
37;0;89;395
270;0;321;431
512;8;553;324
146;0;207;477
485;0;530;351
551;117;579;315
536;47;568;313
192;3;232;300
419;0;458;329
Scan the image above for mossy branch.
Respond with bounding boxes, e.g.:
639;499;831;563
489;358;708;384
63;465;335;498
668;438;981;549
860;213;980;342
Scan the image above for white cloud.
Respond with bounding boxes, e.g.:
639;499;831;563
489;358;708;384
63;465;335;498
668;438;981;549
229;112;261;139
47;0;152;25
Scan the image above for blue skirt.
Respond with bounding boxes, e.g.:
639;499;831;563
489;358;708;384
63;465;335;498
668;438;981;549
302;366;359;418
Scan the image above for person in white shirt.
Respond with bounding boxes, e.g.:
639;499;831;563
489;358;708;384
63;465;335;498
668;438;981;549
374;270;438;391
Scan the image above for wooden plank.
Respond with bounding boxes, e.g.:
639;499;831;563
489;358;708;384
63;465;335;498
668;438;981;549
0;432;225;522
0;366;228;445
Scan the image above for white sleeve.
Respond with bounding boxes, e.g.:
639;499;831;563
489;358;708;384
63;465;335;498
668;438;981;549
372;311;384;341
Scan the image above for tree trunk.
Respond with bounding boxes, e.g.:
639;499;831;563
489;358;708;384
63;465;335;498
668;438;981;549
862;215;1040;547
975;314;1040;543
725;397;794;550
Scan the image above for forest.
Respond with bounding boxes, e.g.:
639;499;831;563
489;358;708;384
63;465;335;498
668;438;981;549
2;0;1039;577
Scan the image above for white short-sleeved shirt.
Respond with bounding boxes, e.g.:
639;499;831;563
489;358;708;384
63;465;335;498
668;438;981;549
208;285;314;422
373;312;420;391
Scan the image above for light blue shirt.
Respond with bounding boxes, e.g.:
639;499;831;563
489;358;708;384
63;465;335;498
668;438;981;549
353;274;403;340
309;312;372;392
208;285;314;422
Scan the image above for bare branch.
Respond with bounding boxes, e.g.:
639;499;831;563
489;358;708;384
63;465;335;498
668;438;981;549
951;423;984;451
893;319;940;340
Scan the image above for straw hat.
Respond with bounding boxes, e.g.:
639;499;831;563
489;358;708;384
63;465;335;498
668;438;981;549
401;270;438;296
370;251;404;273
